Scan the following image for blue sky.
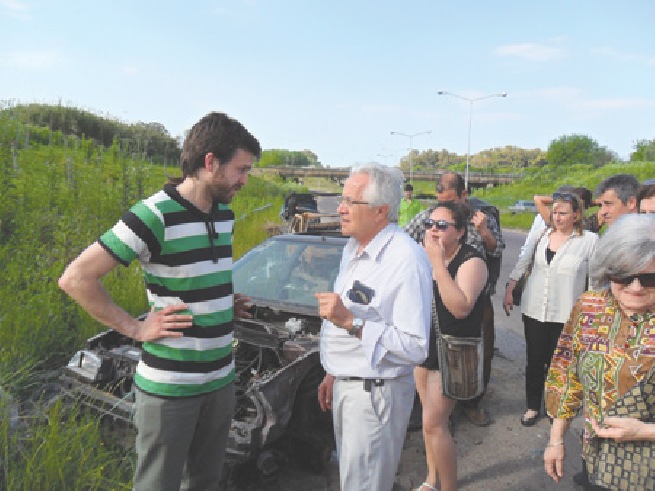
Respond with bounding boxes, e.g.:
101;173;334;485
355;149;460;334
1;0;654;167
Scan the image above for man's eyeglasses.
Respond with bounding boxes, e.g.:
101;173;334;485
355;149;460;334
610;273;655;287
424;219;456;231
337;196;370;207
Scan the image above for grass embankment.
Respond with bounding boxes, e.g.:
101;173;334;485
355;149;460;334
0;121;298;488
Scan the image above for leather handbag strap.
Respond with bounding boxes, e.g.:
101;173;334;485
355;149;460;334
431;293;441;338
525;227;547;278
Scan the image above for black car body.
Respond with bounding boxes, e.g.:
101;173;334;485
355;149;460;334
279;193;319;221
60;231;347;470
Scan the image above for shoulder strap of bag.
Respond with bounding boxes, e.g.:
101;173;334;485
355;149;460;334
431;293;441;338
525;227;548;277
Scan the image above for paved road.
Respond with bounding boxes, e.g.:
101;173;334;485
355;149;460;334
242;227;587;491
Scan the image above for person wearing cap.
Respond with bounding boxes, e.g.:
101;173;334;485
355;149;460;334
637;182;655;214
398;183;425;227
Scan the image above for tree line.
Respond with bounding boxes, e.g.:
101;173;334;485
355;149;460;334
401;134;655;175
1;102;181;165
2;102;653;171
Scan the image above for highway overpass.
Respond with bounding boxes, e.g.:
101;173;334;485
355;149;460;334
253;167;521;189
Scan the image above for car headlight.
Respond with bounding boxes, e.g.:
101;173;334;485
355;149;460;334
67;350;107;383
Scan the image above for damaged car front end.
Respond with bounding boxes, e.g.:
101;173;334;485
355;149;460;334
60;231;346;471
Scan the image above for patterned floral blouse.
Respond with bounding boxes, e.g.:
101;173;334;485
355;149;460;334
545;289;655;458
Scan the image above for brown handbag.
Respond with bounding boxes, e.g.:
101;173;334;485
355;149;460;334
432;295;484;401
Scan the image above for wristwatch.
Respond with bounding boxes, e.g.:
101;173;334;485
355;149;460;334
348;318;365;337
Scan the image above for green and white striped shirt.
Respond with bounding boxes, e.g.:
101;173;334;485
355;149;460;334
99;183;236;397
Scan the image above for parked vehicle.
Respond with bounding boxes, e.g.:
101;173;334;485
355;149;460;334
279;193;318;221
60;229;347;475
509;199;538;213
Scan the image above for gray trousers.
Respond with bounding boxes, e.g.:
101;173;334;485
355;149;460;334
133;382;235;491
333;374;415;491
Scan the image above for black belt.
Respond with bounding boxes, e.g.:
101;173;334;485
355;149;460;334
338;376;385;392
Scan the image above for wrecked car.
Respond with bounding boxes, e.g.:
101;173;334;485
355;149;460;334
60;230;346;472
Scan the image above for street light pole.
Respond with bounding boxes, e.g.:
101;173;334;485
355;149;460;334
390;130;432;185
437;91;507;190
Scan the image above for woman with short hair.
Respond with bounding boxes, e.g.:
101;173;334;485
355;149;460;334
414;201;488;491
544;214;655;490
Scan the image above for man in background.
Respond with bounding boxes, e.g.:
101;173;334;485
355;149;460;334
637;182;655;214
398;183;425;226
595;173;639;227
59;112;261;491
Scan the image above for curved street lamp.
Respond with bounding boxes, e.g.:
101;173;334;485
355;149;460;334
390;130;432;185
437;91;507;190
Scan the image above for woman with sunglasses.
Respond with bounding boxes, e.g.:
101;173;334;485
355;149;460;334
503;193;598;427
544;214;655;490
414;201;488;491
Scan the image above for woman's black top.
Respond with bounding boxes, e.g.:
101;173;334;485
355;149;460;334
421;243;486;371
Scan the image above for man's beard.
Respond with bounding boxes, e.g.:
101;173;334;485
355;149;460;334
213;184;240;204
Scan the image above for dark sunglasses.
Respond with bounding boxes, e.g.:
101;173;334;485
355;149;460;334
552;192;575;201
424;219;456;230
610;273;655;287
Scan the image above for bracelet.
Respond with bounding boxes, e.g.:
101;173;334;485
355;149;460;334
546;442;564;448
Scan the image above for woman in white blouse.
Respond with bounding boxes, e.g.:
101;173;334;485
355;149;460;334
503;192;598;426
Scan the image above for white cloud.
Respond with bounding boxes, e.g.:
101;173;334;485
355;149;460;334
0;0;32;20
0;51;61;69
494;43;565;62
591;47;655;66
578;97;654;110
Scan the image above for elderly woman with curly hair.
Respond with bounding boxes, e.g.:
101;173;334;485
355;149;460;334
544;214;655;490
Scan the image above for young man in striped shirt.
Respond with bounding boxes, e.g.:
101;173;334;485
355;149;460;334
59;112;261;490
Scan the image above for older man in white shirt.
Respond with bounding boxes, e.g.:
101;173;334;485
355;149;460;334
316;163;432;491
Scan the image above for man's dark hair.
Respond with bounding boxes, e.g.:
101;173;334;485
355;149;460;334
180;112;261;178
404;183;414;192
572;187;593;209
595;174;639;204
436;171;465;197
637;184;655;208
434;200;470;244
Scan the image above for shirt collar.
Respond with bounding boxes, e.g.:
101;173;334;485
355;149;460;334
345;223;397;261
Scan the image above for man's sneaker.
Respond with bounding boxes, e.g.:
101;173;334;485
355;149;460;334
462;406;491;426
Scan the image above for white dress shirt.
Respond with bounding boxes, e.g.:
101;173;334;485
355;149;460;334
509;229;598;324
320;223;432;379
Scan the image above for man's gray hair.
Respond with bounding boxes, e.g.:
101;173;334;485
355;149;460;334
595;174;639;204
591;214;655;287
351;163;404;221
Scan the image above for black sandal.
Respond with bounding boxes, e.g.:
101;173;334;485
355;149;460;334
520;410;540;426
